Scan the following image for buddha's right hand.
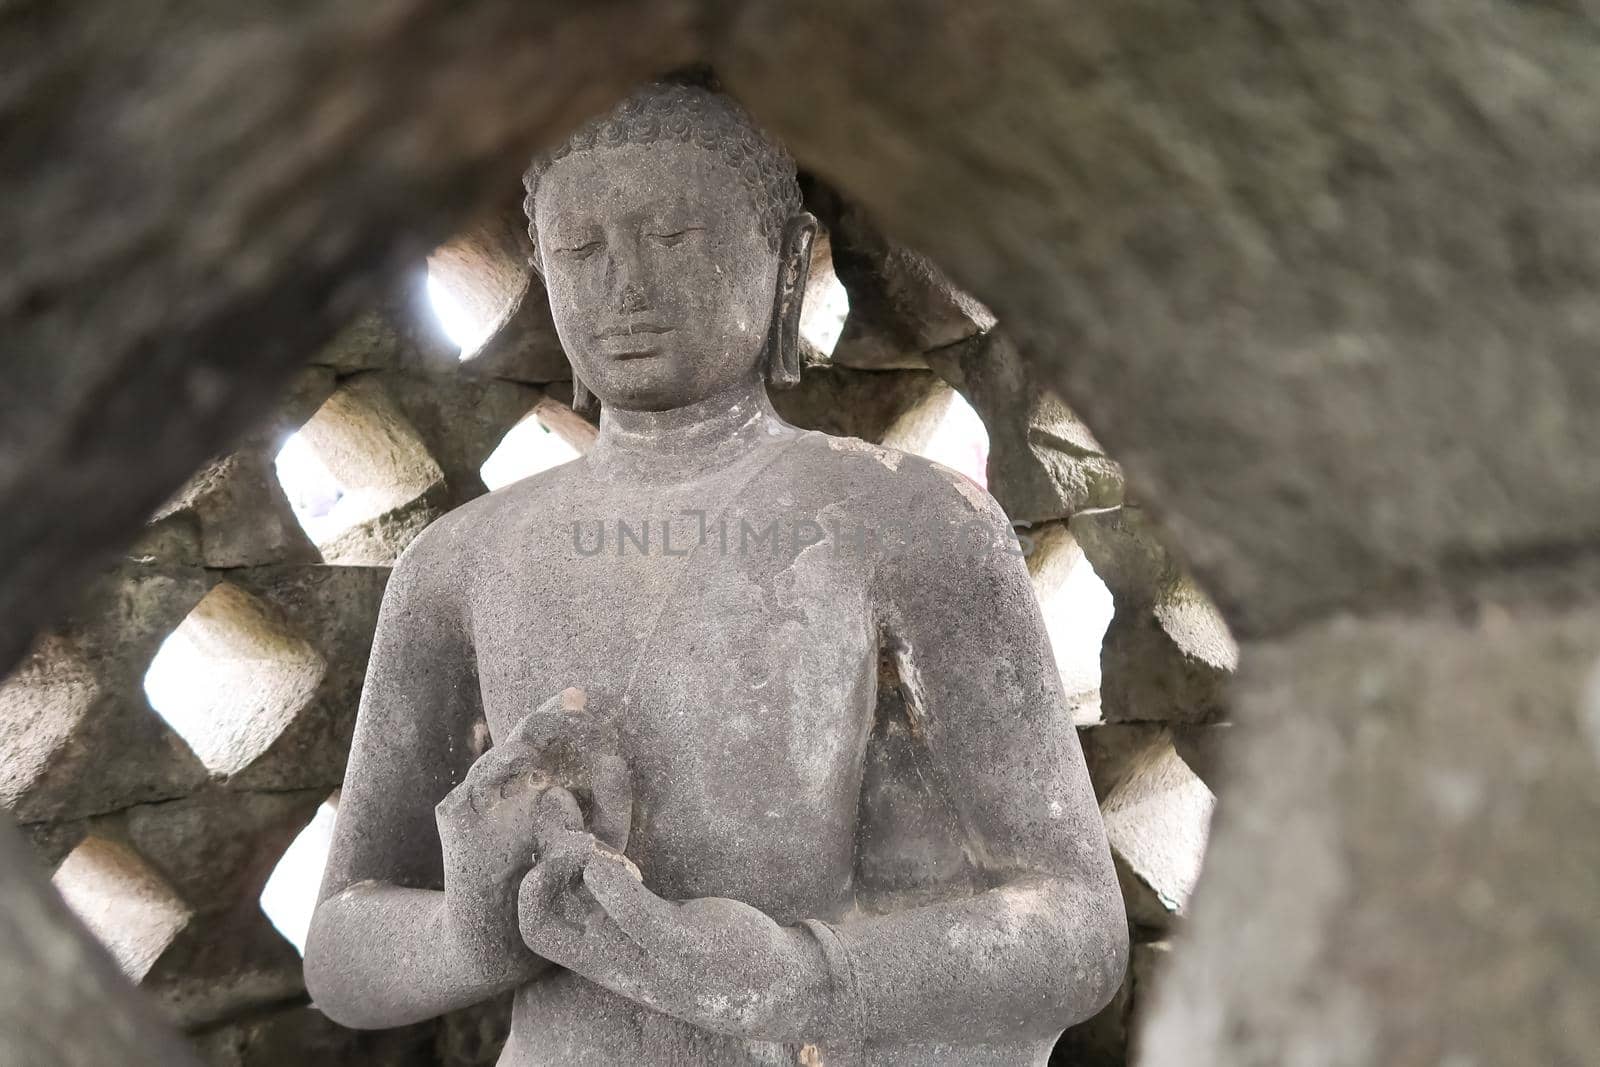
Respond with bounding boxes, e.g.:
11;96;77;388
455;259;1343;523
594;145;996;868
434;688;631;980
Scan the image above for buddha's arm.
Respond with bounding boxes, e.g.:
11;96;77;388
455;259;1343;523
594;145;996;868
830;489;1129;1044
304;528;546;1029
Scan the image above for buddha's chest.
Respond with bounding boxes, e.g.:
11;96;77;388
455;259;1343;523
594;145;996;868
471;495;878;712
468;496;881;912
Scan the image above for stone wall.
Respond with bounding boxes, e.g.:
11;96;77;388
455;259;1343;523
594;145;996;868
2;196;1228;1065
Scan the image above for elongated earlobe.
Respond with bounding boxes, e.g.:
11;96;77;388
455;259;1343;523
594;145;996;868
764;213;819;389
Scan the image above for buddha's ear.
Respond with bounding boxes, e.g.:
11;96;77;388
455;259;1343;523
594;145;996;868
764;212;819;390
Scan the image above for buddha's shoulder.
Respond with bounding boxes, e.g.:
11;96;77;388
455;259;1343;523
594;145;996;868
782;430;1007;526
394;458;588;569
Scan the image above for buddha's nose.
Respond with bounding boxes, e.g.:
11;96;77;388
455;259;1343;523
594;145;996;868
619;282;649;314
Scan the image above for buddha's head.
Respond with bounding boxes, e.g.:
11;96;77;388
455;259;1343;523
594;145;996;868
524;79;814;414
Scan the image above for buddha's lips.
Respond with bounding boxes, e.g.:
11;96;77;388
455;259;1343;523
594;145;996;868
596;323;672;338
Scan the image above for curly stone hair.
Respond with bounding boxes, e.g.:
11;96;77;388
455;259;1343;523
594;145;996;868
521;79;802;262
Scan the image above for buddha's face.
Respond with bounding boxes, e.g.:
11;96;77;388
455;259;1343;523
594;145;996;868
535;142;780;412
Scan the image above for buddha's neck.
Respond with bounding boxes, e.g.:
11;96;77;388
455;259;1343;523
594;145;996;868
587;377;787;484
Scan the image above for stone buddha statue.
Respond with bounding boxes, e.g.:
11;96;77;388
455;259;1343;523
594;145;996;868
305;80;1126;1065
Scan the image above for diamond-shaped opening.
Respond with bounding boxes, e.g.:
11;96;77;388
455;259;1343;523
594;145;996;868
883;384;991;487
53;836;193;982
480;403;586;492
428;270;498;358
1100;739;1215;922
0;634;99;809
259;792;339;955
426;222;533;361
143;583;326;777
799;230;851;358
273;379;444;559
1027;525;1115;725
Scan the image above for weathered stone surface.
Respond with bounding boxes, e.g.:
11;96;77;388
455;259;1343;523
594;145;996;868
142;581;329;779
52;835;195;984
1101;739;1214;932
722;2;1600;640
0;0;701;681
307;83;1126;1062
427;200;538;359
427;199;574;385
314;489;447;568
1026;522;1115;720
769;366;944;444
1072;506;1236;724
1050;961;1131;1067
929;332;1123;522
309;287;462;376
191;1004;436;1067
18;817;88;871
1062;940;1177;1062
152;448;321;570
2;565;213;822
1076;724;1167;804
435;994;515;1067
290;375;449;565
375;370;542;504
147;912;309;1028
1052;939;1172;1067
1140;607;1600;1066
527;394;598;455
463;283;573;386
125;788;326;915
868;381;960;460
804;178;995;370
0;819;200;1067
1;635;103;817
311;308;406;374
223;565;389;793
147;364;345;570
28;791;330;1030
1168;724;1232;794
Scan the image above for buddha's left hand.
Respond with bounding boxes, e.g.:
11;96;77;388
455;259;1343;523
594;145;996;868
518;798;843;1044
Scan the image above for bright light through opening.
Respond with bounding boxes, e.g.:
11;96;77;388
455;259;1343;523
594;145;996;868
260;795;339;955
142;584;327;776
53;837;192;981
799;270;850;357
1033;540;1115;722
274;431;345;545
915;390;990;487
427;272;494;358
480;413;581;491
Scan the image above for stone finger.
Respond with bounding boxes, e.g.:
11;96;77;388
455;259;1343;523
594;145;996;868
534;785;585;834
581;848;674;950
585;753;634;850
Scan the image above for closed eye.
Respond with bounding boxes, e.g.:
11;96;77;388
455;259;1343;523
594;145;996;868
555;241;601;258
647;227;704;247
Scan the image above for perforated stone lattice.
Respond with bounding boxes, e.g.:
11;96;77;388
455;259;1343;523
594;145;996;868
0;195;1233;1067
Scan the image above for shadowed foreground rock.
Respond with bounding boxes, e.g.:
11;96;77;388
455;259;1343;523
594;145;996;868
0;819;199;1066
1142;604;1600;1065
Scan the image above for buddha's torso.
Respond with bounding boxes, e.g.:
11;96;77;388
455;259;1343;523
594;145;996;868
468;433;880;922
452;430;1045;1066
